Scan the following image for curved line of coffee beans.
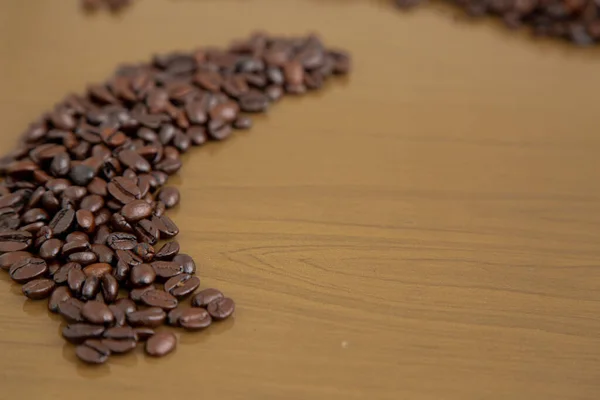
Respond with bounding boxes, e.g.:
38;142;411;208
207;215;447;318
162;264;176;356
0;33;351;365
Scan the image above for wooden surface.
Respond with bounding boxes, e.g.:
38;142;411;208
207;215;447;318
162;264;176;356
1;0;600;399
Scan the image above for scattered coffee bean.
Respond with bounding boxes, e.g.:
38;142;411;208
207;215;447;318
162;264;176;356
48;286;72;313
127;307;167;327
179;308;212;330
145;332;176;357
81;300;114;325
9;258;48;283
140;289;178;310
76;340;110;365
63;323;105;344
22;278;56;300
192;288;224;308
207;297;235;320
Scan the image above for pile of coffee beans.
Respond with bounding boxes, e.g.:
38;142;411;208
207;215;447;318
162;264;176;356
81;0;133;13
0;33;351;365
395;0;600;45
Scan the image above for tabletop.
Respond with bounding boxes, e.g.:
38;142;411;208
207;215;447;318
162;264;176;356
1;0;600;399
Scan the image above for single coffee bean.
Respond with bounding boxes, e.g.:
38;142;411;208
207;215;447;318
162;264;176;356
115;298;137;315
94;208;112;226
103;326;137;341
233;116;252;130
106;232;137;250
68;251;98;265
108;304;126;326
116;249;142;266
101;338;136;354
22;278;55;300
87;178;108;197
94;225;111;245
173;253;196;275
150;261;183;280
39;238;63;260
0;230;33;252
101;274;119;303
48;286;72;313
113;260;130;282
192;288;224;308
66;231;90;243
81;300;114;325
83;262;113;278
134;219;159;245
127;307;166;327
50;152;71;177
133;242;154;262
76;341;110;364
68;268;86;295
9;258;48;283
54;262;82;284
58;297;85;323
164;274;200;298
47;261;61;276
120;199;153;222
157;187;180;209
76;209;96;233
48;208;75;235
63;323;105;344
167;307;184;326
62;240;91;256
145;332;176;357
179;307;212;330
151;214;179;238
130;264;156;287
0;251;32;271
91;244;115;264
21;208;49;225
155;241;179;260
111;213;134;233
118;149;151;173
80;194;104;213
133;327;155;341
140;289;178;310
129;285;156;303
207;297;235;320
81;275;101;300
34;225;54;248
107;176;141;204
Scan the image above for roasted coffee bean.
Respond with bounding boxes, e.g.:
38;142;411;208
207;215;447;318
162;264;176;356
106;232;137;250
94;225;111;245
67;231;89;243
48;208;75;235
238;90;270;112
39;238;63;260
0;251;32;271
0;230;32;252
94;208;112;226
155;241;179;261
151;214;179;238
99;274;118;304
68;268;86;294
151;261;183;280
167;307;184;326
68;251;98;265
22;278;56;300
130;264;156;287
173;253;196;275
145;332;176;357
134;219;159;245
41;191;60;212
48;286;72;313
179;308;212;330
21;208;49;225
21;222;45;233
62;240;91;256
116;249;142;266
101;338;136;354
133;242;154;262
127;307;166;327
63;323;105;344
58;297;85;323
115;298;137;315
82;300;114;325
81;276;101;300
129;284;155;303
50;152;71;177
134;327;155;341
103;326;137;341
108;305;126;326
164;274;200;298
118;149;151;173
113;260;130;282
121;199;153;222
0;207;20;231
83;262;113;278
9;258;47;283
75;340;110;364
233;116;252;130
192;288;224;308
157;187;180;209
91;244;114;264
54;262;82;285
34;225;54;248
107;176;141;204
140;289;178;310
69;164;96;186
207;297;235;320
76;209;96;233
111;213;133;233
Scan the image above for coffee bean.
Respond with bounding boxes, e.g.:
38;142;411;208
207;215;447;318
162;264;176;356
121;199;153;222
207;297;235;320
48;286;72;313
54;262;82;284
48;208;75;235
62;240;91;256
192;288;224;308
75;341;110;364
115;298;137;315
145;332;176;357
133;242;154;262
70;164;96;186
22;278;55;300
58;297;85;323
9;258;48;283
157;187;180;209
179;308;212;330
116;249;142;266
67;231;90;243
68;251;98;265
167;307;184;326
233;116;252;130
82;300;114;325
83;262;113;278
81;275;101;300
91;244;115;264
101;338;136;354
68;268;86;295
238;90;270;113
173;253;196;275
118;150;151;173
130;264;156;287
0;251;32;271
0;230;32;252
164;274;200;298
155;241;179;260
140;289;178;310
21;208;49;225
39;238;63;260
151;261;183;280
129;284;156;303
107;176;141;204
151;214;179;238
134;327;155;341
134;219;159;245
103;326;137;340
108;304;126;326
50;152;71;177
100;274;119;303
63;323;106;344
127;307;166;327
106;232;137;250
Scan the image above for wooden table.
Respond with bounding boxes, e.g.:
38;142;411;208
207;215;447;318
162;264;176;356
1;1;600;399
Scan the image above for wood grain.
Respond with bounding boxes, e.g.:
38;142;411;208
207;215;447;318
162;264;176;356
1;0;600;399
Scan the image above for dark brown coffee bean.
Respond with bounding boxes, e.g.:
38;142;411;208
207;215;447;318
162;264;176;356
80;195;104;213
265;85;283;102
107;176;141;204
68;251;98;265
67;231;89;243
195;71;222;92
173;253;196;275
134;327;155;341
207;297;235;320
0;251;32;271
209;101;239;122
58;297;85;323
129;284;156;303
94;225;111;245
83;262;113;278
106;232;137;250
9;257;47;283
21;222;45;233
233;116;252;130
141;289;178;310
134;219;159;245
192;288;224;308
62;239;91;256
121;199;153;222
179;307;212;330
54;262;82;284
87;177;108;197
63;323;105;344
69;164;96;186
103;326;137;341
34;225;54;248
207;119;232;141
154;241;179;261
110;213;133;233
283;60;304;85
108;304;126;326
127;307;166;327
49;286;72;313
154;157;182;175
41;191;60;212
0;230;32;252
238;90;270;113
81;275;101;300
50;152;71;177
116;249;143;266
156;187;179;209
39;238;63;260
76;341;110;364
68;267;86;294
164;274;200;298
21;208;49;225
48;208;75;235
94;208;112;226
75;209;96;233
115;298;137;315
97;274;118;305
82;300;114;325
151;214;179;238
130;264;156;287
133;242;154;262
118;149;151;173
167;307;184;326
101;339;137;354
91;244;114;264
145;332;176;357
0;207;20;231
151;261;183;280
22;278;56;300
